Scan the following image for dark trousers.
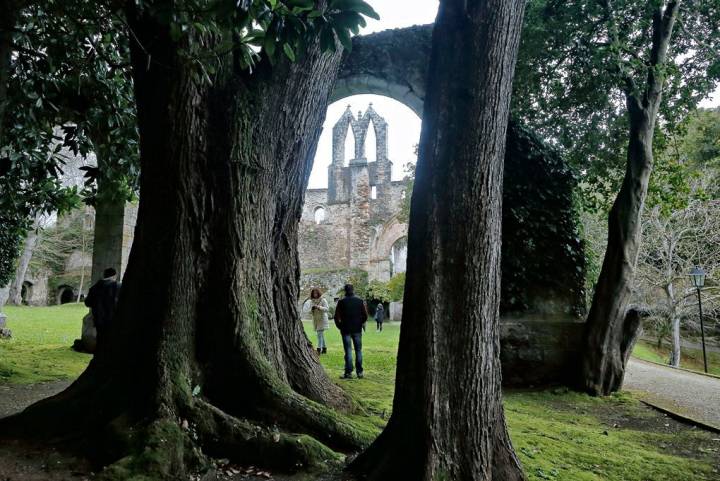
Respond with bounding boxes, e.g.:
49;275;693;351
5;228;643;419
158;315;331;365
342;332;363;375
376;320;383;331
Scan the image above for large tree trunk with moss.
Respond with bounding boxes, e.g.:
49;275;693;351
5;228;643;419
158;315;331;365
351;1;526;480
581;1;680;396
0;3;373;478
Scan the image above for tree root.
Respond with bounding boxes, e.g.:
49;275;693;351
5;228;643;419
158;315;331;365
93;399;350;480
257;388;377;452
190;399;343;472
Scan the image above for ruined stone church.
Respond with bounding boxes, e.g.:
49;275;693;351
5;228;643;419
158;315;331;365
298;104;409;282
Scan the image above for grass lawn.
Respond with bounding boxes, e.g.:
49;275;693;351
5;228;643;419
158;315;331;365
1;306;718;480
632;339;720;376
0;303;91;384
307;322;720;481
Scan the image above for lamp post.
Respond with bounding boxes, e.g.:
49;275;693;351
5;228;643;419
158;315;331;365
689;266;708;374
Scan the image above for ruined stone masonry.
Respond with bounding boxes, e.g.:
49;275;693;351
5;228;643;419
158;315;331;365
298;104;409;286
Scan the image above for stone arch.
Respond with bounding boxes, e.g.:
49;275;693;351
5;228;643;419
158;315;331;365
21;281;33;305
331;26;433;117
389;236;408;277
335;27;586;319
313;206;326;224
57;285;75;305
367;215;409;282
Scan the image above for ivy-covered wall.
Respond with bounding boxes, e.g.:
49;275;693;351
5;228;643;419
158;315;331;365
501;121;586;320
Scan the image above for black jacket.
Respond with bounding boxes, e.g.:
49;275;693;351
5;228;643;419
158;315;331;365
334;295;368;335
375;304;385;322
84;279;120;329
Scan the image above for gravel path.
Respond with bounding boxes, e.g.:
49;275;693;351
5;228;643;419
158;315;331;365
625;358;720;430
0;380;71;419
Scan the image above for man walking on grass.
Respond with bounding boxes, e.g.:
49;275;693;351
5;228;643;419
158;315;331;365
334;284;368;379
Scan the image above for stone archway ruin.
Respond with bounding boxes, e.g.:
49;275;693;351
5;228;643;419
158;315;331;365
95;25;587;387
326;26;587;387
332;26;433;116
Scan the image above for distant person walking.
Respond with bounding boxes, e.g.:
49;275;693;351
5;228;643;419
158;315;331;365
84;267;121;351
334;284;368;379
310;288;330;355
375;303;385;332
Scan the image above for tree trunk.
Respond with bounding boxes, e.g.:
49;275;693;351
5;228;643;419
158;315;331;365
581;100;654;395
669;316;681;367
580;0;680;396
0;4;372;477
350;1;526;480
0;283;9;308
8;221;39;305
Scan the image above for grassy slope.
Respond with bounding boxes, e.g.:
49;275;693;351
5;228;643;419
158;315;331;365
1;306;718;480
0;304;91;384
633;340;720;376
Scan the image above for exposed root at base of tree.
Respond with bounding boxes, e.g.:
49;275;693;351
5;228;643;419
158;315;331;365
0;385;376;481
96;401;360;480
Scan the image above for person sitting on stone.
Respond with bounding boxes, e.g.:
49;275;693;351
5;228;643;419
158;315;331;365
310;288;330;355
84;267;121;352
334;284;368;379
374;302;385;332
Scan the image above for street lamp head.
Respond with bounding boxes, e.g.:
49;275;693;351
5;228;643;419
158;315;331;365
689;266;706;289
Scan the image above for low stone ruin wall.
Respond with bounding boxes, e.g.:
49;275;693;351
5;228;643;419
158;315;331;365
500;319;585;387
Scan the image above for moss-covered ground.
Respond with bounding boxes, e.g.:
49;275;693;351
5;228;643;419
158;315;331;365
633;339;720;376
1;305;719;480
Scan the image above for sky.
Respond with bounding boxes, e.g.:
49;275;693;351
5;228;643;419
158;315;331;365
307;0;439;189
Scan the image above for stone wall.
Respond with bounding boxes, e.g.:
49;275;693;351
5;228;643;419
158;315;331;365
22;271;49;306
91;200;137;283
299;190;351;270
500;319;585;387
299;105;410;281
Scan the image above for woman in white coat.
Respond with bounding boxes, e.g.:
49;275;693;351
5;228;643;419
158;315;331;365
310;288;330;354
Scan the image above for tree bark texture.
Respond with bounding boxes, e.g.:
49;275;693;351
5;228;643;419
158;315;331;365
670;316;681;367
8;221;38;305
581;0;680;396
351;1;526;480
0;2;373;477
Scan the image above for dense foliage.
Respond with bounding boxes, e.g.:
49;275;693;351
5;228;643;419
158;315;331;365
515;0;720;212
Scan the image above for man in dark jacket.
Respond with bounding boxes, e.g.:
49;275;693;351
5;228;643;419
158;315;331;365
334;284;368;379
84;267;121;351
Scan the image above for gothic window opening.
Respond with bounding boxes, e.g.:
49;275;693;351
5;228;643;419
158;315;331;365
314;206;326;224
365;120;377;163
344;125;354;166
371;185;377;199
390;237;408;277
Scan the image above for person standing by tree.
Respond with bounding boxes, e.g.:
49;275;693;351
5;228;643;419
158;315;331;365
334;284;368;379
84;267;120;352
374;302;384;332
309;288;329;355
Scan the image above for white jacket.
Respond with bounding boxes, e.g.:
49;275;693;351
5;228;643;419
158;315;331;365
311;298;330;331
